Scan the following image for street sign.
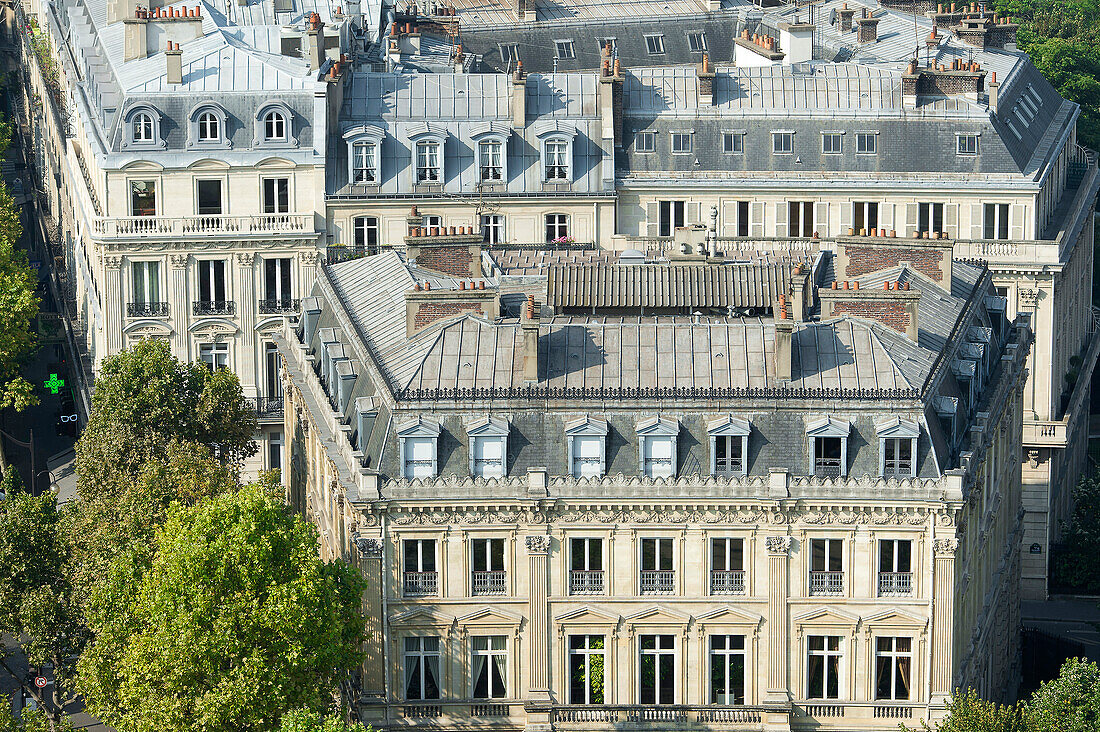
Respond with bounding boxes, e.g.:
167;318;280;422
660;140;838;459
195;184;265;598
34;676;47;688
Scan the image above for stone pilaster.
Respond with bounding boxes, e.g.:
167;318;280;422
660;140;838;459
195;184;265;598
299;249;319;296
764;535;792;705
930;538;958;710
524;535;552;732
236;252;257;393
169;253;189;356
354;535;385;699
104;255;124;352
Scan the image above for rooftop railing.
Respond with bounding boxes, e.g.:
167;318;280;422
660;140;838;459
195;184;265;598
91;213;313;239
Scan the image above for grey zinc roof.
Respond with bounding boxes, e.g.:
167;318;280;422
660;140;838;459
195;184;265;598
342;73;512;120
488;248;623;274
547;261;795;310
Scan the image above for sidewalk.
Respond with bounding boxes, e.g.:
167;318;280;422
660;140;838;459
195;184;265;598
1022;597;1100;660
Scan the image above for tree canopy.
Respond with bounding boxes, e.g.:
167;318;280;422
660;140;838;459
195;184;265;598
0;180;39;412
76;485;366;732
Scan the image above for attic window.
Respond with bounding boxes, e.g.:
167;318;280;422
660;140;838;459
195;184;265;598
264;110;287;141
500;44;520;63
596;37;617;53
133;113;155;142
956;134;979;156
645;35;666;54
688;32;708;52
198;112;220;141
554;39;576;59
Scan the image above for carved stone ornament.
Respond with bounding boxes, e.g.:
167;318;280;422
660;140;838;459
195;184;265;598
933;538;959;557
170;253;189;269
104;255;124;270
765;536;792;555
236;251;256;266
299;250;320;266
525;535;552;553
354;537;383;556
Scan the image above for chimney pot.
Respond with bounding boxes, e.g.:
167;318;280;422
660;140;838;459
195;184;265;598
459;280;466;290
479;281;486;290
424;282;431;291
831;281;838;290
884;281;890;290
853;281;859;290
905;282;911;291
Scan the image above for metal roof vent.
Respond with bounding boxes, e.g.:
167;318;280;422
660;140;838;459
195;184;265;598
617;249;646;266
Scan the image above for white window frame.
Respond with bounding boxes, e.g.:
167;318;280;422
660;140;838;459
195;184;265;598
554;39;576;59
133;112;154;142
874;637;913;701
707;415;749;476
723;132;744;154
688;31;708;52
636;417;679;479
481;214;506;245
636;131;656;153
500;44;520;64
199;112;219;140
353;215;380;252
343;125;385;185
478;139;505;182
983;202;1010;240
123;105;165;149
199;342;229;371
352;141;378;183
542;137;571;181
471;635;508;699
709;635;746;705
956;133;979;156
568;635;606;704
416;139;443;183
806;635;844;700
852;201;879;233
189;104;230;149
545;213;570;243
404;636;442;700
822;132;842;154
644;34;666;54
466;416;509;478
131;260;161;305
254;101;297;148
638;634;676;704
855;132;878;154
875;417;919;478
772;131;794;154
397;417;441;480
264;110;286;141
806;417;851;477
670;132;693;154
565;415;608;479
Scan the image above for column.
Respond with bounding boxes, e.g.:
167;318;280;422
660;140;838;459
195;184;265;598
764;535;792;705
169;253;189;357
299;248;319;299
236;252;257;394
930;538;958;710
524;535;552;732
103;255;124;353
356;537;385;699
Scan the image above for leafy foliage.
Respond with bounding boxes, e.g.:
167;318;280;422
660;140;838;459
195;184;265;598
0;485;84;723
77;485;366;732
0;180;39;412
988;0;1100;150
0;706;72;732
1050;473;1100;592
1028;658;1100;731
903;689;1032;732
277;708;355;732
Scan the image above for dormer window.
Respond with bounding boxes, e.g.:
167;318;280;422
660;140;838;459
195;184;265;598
397;417;442;480
467;416;509;478
707;415;750;477
637;417;679;479
543;138;570;181
133;113;154;142
416;140;441;182
479;140;503;182
122;105;166;149
806;417;851;478
264;110;286;141
876;417;919;478
353;142;377;183
565;415;608;479
188;104;230;149
198;112;220;141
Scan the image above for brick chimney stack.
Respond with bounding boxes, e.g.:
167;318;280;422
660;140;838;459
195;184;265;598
166;41;183;84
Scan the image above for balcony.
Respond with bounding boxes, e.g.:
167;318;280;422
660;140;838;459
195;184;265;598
259;298;301;315
878;571;913;597
255;396;284;418
809;570;844;596
813;458;843;478
570;569;605;595
554;705;768;728
192;300;236;317
90;213;314;240
126;301;169;318
471;570;506;596
710;570;746;595
639;570;675;595
403;570;439;597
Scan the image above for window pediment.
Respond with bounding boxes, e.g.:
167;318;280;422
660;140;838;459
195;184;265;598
397;416;441;438
121;104;166;150
707;415;751;437
407;121;448;141
792;606;860;627
457;606;524;627
343;123;386;143
695;605;764;628
188;102;231;150
874;417;920;438
469;121;511;141
862;607;928;629
533;119;579;138
466;416;509;437
254;101;298;148
555;605;621;625
564;415;608;436
636;416;679;437
806;416;851;437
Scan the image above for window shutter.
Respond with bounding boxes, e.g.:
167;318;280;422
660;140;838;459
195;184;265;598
945;203;959;239
775;202;788;238
1009;204;1025;240
646;202;660;237
904;203;918;238
970;204;984;239
839;201;852;232
814;202;829;237
685;201;701;225
468;435;478;475
880;202;894;231
709;436;717;475
750;202;765;238
721;201;740;236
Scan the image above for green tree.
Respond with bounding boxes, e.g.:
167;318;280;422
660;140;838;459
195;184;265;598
76;485;367;732
75;339;256;496
1027;658;1100;731
0;706;73;732
0;180;39;412
277;708;355;732
0;485;84;729
903;689;1033;732
1050;473;1100;592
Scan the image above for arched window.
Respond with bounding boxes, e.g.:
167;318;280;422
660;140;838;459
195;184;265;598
198;112;220;142
264;110;286;141
132;112;155;142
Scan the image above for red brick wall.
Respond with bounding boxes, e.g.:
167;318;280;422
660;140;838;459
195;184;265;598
831;300;910;333
416;246;474;278
413;301;483;329
843;245;945;282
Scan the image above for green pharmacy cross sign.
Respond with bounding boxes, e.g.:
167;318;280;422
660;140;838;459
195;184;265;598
43;373;64;395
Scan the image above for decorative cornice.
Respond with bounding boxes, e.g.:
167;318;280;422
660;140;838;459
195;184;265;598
398;385;921;403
